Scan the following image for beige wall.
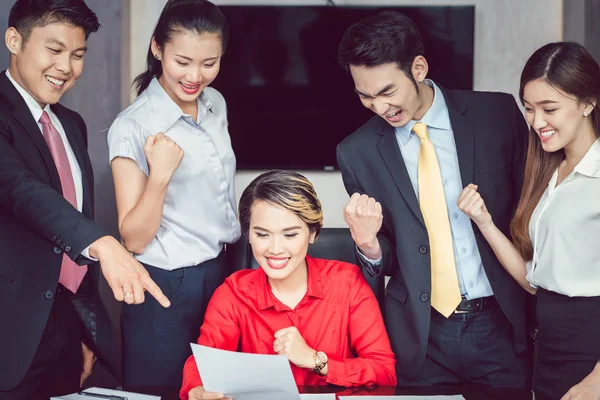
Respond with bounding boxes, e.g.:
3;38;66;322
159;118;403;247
126;0;563;228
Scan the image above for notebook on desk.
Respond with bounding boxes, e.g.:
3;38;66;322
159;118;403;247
51;387;160;400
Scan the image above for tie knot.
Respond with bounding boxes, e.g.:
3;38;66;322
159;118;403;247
39;110;51;125
412;122;428;140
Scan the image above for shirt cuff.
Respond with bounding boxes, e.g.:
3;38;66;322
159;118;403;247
324;356;345;386
80;246;98;261
356;246;382;265
356;245;382;277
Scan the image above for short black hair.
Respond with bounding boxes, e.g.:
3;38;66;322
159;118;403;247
8;0;100;44
338;10;424;86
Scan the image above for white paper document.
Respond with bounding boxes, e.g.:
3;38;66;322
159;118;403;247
339;396;464;400
192;343;306;400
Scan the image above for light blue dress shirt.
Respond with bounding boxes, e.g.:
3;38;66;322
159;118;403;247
108;78;241;270
362;80;493;299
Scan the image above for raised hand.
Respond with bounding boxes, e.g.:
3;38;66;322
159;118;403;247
143;132;184;182
343;193;383;259
457;184;492;231
273;326;315;369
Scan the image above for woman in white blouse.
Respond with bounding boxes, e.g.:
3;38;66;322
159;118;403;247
107;0;240;388
458;42;600;400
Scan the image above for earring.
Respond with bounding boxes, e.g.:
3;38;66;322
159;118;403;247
584;111;590;117
154;53;161;60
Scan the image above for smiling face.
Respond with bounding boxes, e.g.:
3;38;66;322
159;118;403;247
153;30;222;113
248;200;316;283
523;78;595;153
349;59;431;127
6;22;87;107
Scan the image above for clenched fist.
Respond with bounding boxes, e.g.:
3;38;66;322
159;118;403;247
343;193;383;259
273;326;314;369
144;132;184;182
457;184;492;231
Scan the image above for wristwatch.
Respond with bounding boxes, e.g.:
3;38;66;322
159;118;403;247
310;351;328;374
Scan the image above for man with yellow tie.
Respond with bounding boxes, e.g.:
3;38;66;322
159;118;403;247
336;11;532;388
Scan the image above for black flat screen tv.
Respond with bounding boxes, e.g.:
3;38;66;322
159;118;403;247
212;6;475;170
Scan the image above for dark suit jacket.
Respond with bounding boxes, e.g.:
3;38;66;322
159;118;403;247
337;86;531;379
0;71;117;390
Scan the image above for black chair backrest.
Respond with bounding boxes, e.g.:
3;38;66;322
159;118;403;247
309;228;385;310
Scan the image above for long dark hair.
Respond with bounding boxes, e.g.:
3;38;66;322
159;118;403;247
511;42;600;260
133;0;229;96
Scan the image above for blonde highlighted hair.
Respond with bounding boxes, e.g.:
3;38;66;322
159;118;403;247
239;170;323;238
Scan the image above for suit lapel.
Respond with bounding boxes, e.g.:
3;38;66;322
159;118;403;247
375;120;425;226
0;73;63;190
441;87;475;187
374;86;475;227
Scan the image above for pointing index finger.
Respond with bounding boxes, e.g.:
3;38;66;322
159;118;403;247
142;275;171;308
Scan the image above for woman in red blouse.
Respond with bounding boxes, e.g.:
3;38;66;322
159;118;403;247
181;170;396;399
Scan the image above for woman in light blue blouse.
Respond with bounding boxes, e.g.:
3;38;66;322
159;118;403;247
107;0;240;387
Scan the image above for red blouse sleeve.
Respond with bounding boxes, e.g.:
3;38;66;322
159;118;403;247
180;282;241;400
325;268;397;387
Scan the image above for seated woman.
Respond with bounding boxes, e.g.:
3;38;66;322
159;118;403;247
180;170;396;399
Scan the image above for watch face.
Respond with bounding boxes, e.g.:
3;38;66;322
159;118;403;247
316;351;328;364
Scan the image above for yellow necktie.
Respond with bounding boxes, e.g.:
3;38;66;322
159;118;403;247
413;122;461;318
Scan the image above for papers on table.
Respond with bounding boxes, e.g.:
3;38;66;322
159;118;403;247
339;396;465;400
192;343;307;400
191;344;465;400
51;387;160;400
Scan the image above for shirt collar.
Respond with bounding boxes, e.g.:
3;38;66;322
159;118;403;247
5;69;51;123
574;138;600;178
255;255;324;311
395;79;452;145
146;77;214;132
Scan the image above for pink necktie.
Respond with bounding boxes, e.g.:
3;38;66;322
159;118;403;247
39;111;87;293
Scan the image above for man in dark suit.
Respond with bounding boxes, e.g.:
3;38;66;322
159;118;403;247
0;1;170;398
337;11;532;388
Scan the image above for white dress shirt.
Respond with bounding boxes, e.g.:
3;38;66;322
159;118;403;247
359;80;493;299
6;70;94;259
526;138;600;296
108;78;241;270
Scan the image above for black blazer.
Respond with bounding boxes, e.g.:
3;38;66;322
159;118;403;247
337;86;531;379
0;71;116;390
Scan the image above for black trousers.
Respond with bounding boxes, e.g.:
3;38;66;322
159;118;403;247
121;252;226;388
0;284;83;400
397;304;532;394
534;289;600;400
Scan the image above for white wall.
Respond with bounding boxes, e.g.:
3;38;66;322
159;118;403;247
127;0;563;228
